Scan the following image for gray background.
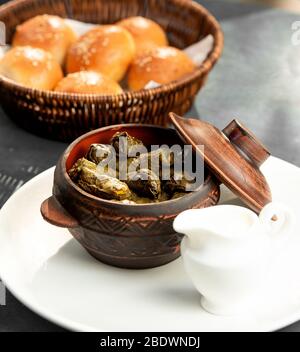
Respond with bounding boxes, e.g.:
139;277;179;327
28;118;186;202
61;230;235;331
0;0;299;331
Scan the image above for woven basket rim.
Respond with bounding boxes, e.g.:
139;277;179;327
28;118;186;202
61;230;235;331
0;0;224;102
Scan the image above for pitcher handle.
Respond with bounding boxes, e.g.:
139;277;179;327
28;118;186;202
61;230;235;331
259;202;295;240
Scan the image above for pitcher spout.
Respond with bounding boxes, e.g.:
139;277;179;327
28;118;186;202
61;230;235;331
173;209;194;235
173;209;208;250
173;209;206;235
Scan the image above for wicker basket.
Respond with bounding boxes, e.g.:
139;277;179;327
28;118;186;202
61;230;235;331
0;0;223;141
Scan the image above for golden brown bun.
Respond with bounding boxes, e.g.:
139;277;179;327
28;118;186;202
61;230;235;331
55;71;123;95
66;25;136;82
12;15;77;65
117;16;168;55
0;46;63;90
127;46;196;91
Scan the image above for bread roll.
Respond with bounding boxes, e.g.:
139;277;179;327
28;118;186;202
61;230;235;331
0;46;63;90
117;16;168;55
127;46;196;90
12;15;77;66
66;25;136;82
55;71;123;95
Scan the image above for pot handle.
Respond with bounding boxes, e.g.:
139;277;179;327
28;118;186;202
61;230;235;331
40;196;78;228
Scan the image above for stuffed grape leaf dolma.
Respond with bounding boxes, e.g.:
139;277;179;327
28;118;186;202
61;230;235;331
163;170;196;195
68;132;190;203
68;157;131;200
86;144;118;177
126;169;161;199
111;132;146;179
86;144;114;164
129;148;174;177
111;131;145;155
79;170;131;201
68;158;97;182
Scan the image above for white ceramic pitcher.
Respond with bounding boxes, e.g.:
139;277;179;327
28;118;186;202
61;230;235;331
173;203;294;316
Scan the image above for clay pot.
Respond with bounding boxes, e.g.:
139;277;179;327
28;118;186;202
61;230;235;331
41;124;220;269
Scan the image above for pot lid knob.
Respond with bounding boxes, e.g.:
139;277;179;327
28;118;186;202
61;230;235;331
222;119;270;167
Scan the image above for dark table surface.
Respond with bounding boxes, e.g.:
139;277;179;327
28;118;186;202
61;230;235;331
0;0;300;332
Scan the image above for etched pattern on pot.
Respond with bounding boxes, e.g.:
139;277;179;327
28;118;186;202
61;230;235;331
66;190;220;260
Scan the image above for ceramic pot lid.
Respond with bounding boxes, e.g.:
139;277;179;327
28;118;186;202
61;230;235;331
169;113;272;213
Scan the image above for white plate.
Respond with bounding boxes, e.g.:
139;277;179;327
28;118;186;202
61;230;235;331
0;156;299;332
